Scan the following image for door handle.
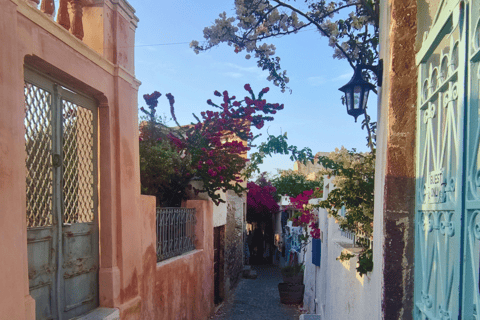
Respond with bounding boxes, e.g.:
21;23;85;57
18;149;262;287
52;154;62;168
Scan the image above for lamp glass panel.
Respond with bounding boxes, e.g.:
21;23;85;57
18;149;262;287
345;90;352;111
363;89;370;109
353;86;362;110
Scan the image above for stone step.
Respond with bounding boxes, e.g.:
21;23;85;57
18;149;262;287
71;308;120;320
299;314;322;320
244;269;257;279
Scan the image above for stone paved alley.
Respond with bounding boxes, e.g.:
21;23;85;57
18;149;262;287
211;265;302;320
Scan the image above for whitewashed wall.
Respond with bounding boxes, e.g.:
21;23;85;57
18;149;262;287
188;179;227;227
213;192;227;227
303;177;380;319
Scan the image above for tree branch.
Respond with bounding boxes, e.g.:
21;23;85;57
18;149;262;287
271;0;356;68
358;0;378;29
243;4;282;39
251;22;313;41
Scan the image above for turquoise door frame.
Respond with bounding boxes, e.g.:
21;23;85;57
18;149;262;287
414;0;480;318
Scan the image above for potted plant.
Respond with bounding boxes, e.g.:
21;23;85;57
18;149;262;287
278;250;305;304
278;281;305;305
281;262;304;284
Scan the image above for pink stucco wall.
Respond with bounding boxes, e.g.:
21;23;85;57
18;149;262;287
138;199;215;320
0;1;214;319
151;200;215;320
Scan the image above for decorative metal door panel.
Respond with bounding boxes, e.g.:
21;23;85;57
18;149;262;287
413;0;480;318
25;68;99;320
415;1;467;319
462;0;480;317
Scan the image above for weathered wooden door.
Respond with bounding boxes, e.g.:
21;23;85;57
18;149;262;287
24;68;99;320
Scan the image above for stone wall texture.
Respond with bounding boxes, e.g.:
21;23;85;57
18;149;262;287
376;0;418;318
224;191;246;293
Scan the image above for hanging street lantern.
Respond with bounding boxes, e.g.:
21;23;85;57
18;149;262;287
338;61;383;122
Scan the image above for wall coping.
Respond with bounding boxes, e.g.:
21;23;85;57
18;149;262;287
156;249;204;268
332;238;363;255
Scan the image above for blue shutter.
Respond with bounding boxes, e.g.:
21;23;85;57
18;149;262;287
312;238;321;267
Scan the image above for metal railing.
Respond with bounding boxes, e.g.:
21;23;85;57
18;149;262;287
156;207;196;262
340;229;373;250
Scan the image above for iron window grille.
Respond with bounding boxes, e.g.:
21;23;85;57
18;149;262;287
156;207;197;262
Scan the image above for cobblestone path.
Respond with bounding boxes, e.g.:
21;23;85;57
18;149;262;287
211;264;302;320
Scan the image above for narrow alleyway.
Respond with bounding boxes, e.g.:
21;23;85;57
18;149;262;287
211;265;302;320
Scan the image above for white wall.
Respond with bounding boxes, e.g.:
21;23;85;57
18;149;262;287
188;179;228;227
303;177;381;319
213;192;227;227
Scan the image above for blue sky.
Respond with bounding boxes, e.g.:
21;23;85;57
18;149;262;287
127;0;377;175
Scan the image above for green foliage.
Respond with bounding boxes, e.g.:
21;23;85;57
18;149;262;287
281;263;304;277
139;130;193;207
315;147;375;275
271;170;323;201
356;248;373;276
316;147;375;236
336;251;355;262
245;132;315;178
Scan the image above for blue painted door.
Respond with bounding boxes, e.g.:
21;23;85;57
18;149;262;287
414;0;480;318
24;68;99;319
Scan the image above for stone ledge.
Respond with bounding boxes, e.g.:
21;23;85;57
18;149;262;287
299;314;322;320
332;238;363;255
71;308;119;320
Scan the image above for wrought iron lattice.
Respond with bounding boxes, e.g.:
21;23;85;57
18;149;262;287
62;100;94;223
24;82;53;228
156;208;196;262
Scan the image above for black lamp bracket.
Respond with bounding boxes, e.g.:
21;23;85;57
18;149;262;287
357;59;383;88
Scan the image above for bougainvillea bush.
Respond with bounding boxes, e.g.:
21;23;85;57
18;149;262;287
246;173;279;222
289;190;321;240
139;85;284;207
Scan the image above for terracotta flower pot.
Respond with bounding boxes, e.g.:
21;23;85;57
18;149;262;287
278;283;305;305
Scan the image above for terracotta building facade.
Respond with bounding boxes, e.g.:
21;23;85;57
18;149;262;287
0;1;214;319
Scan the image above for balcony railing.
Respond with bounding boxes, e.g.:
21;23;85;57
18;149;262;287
156;207;196;262
341;229;373;250
26;0;86;40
